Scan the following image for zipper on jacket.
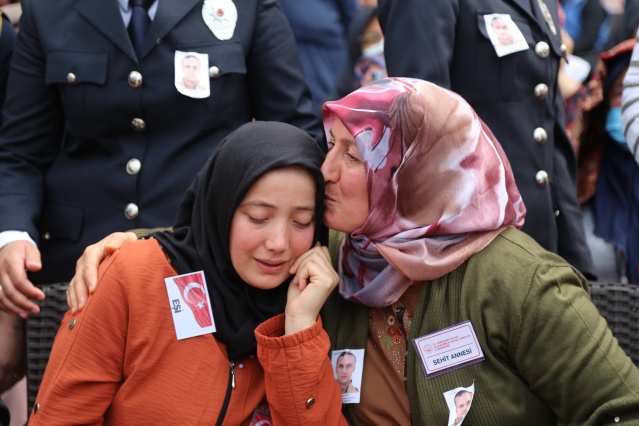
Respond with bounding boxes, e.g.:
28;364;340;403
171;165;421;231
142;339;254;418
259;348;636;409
215;361;236;426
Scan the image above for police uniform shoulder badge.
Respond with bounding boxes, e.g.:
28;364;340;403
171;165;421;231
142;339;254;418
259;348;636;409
202;0;238;41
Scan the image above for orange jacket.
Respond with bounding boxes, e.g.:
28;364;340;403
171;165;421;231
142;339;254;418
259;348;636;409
255;315;347;426
29;239;266;425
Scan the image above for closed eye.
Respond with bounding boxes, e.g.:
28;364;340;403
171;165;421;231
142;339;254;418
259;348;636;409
294;221;313;229
247;216;267;224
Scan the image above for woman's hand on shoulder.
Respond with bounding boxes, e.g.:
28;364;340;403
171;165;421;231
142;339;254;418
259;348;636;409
66;231;138;313
285;243;339;335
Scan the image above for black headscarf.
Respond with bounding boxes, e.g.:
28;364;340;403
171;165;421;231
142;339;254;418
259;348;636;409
153;121;325;359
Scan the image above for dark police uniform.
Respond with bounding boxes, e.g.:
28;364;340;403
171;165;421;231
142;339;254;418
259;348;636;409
0;0;322;284
378;0;595;276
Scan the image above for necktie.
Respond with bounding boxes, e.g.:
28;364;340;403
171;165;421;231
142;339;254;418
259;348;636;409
128;0;153;57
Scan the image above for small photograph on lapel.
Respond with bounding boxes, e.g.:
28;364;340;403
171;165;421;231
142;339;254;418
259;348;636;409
331;349;364;404
444;382;475;426
175;50;211;99
483;13;529;57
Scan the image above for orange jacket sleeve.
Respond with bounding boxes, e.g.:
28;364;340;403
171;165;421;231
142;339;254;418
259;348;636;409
255;314;347;426
29;252;129;425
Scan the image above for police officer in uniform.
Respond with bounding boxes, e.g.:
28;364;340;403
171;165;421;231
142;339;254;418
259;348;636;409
0;0;321;390
377;0;594;277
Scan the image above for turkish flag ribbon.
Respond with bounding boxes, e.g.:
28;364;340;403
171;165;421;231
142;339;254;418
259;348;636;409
171;272;213;328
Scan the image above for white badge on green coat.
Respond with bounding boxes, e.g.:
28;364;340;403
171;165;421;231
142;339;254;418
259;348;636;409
412;320;484;378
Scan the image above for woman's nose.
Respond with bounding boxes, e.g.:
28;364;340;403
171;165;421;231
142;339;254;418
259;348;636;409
264;223;289;252
321;151;338;182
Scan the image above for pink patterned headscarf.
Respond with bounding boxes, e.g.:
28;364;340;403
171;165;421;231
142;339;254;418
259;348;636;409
322;78;526;307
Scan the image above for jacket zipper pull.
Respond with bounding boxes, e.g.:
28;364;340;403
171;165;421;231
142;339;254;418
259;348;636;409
230;361;236;389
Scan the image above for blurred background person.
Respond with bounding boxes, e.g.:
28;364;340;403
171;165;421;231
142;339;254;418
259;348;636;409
577;37;639;283
621;2;639;164
278;0;358;117
330;5;387;101
561;0;628;72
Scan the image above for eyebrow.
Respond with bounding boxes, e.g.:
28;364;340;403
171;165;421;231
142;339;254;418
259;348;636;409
240;200;316;212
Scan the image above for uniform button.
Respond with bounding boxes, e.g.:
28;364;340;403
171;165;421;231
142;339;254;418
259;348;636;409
535;41;550;58
33;403;40;413
209;66;220;78
42;232;51;241
69;319;76;329
67;73;77;84
125;203;139;220
306;398;315;408
560;43;567;55
533;127;548;143
131;118;146;131
534;83;549;100
535;170;549;187
126;158;142;175
128;71;143;88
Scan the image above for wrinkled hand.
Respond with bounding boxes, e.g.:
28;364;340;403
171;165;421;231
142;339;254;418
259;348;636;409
0;311;26;393
285;244;339;335
67;231;137;313
0;241;44;317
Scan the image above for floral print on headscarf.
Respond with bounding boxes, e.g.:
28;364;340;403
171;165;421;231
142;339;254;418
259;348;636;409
323;78;526;307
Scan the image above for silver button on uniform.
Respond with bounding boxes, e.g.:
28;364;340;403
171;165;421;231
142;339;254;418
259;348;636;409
125;203;139;220
131;118;146;131
42;232;51;241
33;403;40;413
128;71;143;88
69;319;76;329
533;127;548;143
67;73;77;84
534;83;549;100
306;398;315;408
209;66;220;78
560;43;567;55
535;41;550;58
535;170;549;187
126;158;142;175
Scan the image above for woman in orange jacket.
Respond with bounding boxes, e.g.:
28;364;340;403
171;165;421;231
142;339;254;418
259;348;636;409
28;121;343;425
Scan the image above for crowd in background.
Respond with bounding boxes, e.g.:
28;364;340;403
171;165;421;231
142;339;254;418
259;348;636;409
0;0;639;424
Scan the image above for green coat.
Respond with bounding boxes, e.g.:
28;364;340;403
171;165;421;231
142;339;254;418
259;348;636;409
322;228;639;425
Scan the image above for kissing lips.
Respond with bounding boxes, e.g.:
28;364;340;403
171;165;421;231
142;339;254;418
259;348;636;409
324;193;337;204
